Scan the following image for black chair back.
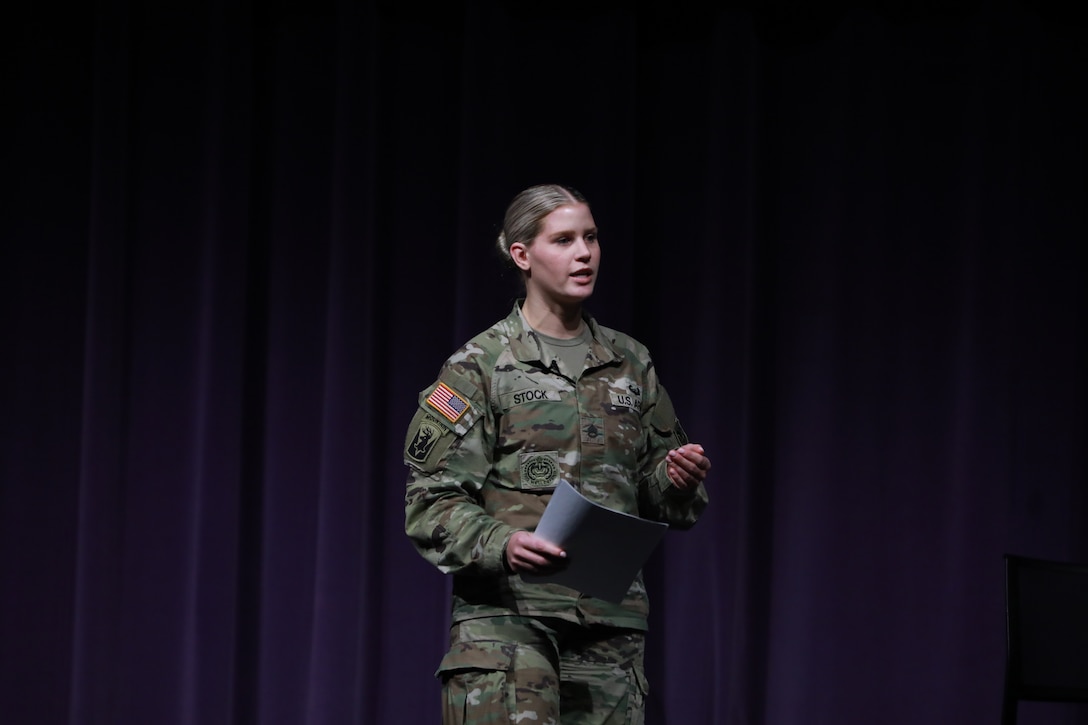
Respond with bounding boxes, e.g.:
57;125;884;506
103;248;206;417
1003;553;1088;725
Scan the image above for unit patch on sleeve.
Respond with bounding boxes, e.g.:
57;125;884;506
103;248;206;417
407;417;444;464
403;412;456;473
426;382;470;423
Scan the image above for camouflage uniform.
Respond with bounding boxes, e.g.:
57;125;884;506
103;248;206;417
404;302;709;723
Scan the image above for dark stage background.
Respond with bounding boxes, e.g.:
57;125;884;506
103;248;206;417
4;1;1087;723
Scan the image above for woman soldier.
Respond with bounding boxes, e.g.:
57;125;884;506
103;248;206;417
403;183;711;724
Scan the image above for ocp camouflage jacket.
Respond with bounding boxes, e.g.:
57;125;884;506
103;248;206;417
403;302;709;631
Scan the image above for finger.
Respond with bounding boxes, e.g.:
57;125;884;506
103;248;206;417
667;455;709;488
668;449;702;476
678;449;712;476
525;535;566;559
678;447;708;465
682;455;710;477
512;550;550;572
667;462;697;488
517;548;567;574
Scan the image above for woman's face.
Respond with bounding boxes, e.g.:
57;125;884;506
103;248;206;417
512;202;600;308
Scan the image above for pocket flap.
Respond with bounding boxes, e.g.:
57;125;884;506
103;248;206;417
436;640;516;676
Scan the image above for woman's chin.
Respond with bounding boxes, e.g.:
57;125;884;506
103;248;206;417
566;282;596;300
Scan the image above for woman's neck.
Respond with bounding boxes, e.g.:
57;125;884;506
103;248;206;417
520;297;585;339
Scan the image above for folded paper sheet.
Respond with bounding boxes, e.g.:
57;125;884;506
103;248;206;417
522;481;668;603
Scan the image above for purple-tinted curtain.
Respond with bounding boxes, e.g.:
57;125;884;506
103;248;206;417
4;2;1086;724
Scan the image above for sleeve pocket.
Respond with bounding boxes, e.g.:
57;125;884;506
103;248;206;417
649;393;676;435
649;390;688;447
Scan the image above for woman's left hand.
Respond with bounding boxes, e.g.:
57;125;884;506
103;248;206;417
666;444;711;491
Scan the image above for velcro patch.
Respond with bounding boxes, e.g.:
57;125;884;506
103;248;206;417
503;387;562;408
426;382;470;423
581;416;605;445
404;413;455;473
609;391;642;411
406;417;445;464
519;451;561;490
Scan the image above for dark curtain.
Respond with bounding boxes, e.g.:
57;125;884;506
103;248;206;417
4;1;1086;723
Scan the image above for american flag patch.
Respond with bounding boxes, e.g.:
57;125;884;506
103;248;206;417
426;382;470;423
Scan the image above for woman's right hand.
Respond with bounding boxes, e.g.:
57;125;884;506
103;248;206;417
504;530;568;575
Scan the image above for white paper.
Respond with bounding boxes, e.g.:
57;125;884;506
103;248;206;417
522;481;668;603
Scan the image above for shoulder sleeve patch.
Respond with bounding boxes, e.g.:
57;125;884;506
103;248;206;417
417;373;483;437
426;381;471;423
405;366;488;473
404;409;456;473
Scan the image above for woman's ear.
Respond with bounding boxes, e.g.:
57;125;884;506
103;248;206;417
509;241;531;272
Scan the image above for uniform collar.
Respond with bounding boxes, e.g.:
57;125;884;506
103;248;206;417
504;301;622;369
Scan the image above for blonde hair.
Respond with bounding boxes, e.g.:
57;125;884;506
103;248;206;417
495;184;588;269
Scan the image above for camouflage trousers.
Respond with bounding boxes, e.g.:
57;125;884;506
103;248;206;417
436;615;647;725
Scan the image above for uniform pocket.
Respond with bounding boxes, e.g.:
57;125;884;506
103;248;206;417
437;641;561;725
435;640;516;677
437;642;515;724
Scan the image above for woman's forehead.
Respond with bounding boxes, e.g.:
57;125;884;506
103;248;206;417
539;203;595;233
